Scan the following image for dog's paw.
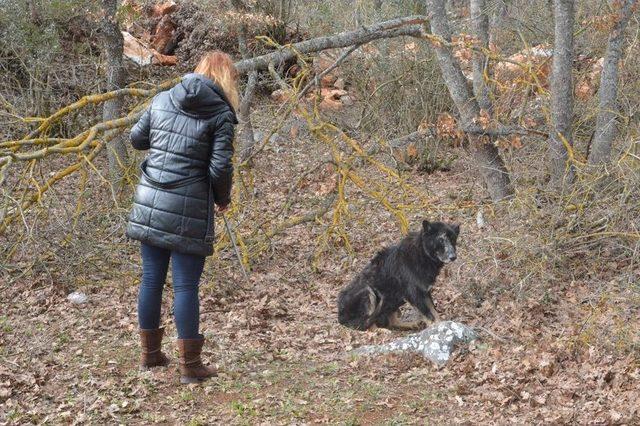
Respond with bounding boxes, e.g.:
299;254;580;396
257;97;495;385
371;327;393;334
417;319;432;329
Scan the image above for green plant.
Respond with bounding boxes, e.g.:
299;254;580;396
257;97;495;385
0;315;12;333
231;400;257;417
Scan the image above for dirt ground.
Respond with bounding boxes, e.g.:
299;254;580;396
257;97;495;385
1;103;639;425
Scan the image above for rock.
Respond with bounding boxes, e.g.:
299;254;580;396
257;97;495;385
152;15;176;55
494;44;552;92
321;73;338;88
318;88;348;110
270;89;292;103
122;31;177;66
313;51;345;87
253;131;265;142
67;291;88;305
341;95;354;107
151;0;177;18
353;321;478;365
319;97;343;111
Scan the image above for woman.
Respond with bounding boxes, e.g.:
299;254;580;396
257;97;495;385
126;51;239;384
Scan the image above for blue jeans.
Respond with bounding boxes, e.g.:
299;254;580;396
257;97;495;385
138;242;206;339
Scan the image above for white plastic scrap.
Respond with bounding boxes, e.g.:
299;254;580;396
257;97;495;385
476;209;486;229
353;321;478;365
67;291;88;305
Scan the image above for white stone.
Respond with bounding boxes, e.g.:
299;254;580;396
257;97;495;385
67;291;88;304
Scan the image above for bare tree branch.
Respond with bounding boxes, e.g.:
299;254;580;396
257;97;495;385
234;16;428;75
370;124;546;157
298;44;361;100
268;61;290;91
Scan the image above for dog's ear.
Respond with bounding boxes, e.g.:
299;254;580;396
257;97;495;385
422;220;432;233
452;224;460;237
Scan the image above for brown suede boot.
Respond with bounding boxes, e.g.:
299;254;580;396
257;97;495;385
177;335;217;384
139;328;170;370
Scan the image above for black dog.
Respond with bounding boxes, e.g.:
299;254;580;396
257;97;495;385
337;220;460;331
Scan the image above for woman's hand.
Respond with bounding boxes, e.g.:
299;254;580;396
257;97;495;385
216;203;230;213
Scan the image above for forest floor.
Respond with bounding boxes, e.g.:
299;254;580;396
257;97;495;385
1;102;639;425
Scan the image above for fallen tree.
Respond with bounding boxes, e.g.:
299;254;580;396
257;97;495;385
2;10;638;290
233;15;428;74
1;13;527;238
0;15;431;233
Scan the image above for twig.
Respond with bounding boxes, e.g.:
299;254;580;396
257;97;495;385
298;44;362;100
222;212;250;280
268;61;291;91
473;325;511;343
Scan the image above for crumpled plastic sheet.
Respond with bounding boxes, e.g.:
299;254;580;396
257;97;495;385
353;321;478;365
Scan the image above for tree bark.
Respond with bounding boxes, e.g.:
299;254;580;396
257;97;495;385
234;16;427;74
548;0;574;186
426;0;512;201
101;0;128;189
588;0;637;165
232;0;259;161
470;0;491;111
488;0;509;46
238;71;258;161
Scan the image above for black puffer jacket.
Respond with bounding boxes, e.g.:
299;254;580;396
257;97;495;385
126;73;238;256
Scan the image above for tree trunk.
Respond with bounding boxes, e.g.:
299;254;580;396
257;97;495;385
489;0;509;45
470;0;491;111
426;0;513;201
238;71;258;161
588;0;637;165
101;0;128;190
232;0;259;161
548;0;574;186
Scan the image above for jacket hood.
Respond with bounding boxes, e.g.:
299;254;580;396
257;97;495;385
169;73;238;122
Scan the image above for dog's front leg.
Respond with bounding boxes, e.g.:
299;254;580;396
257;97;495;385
424;293;441;322
387;310;424;330
406;288;439;325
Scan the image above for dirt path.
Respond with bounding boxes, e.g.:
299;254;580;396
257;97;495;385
2;108;639;424
3;259;639;424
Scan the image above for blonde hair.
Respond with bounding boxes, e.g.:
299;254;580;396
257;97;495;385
194;51;240;111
